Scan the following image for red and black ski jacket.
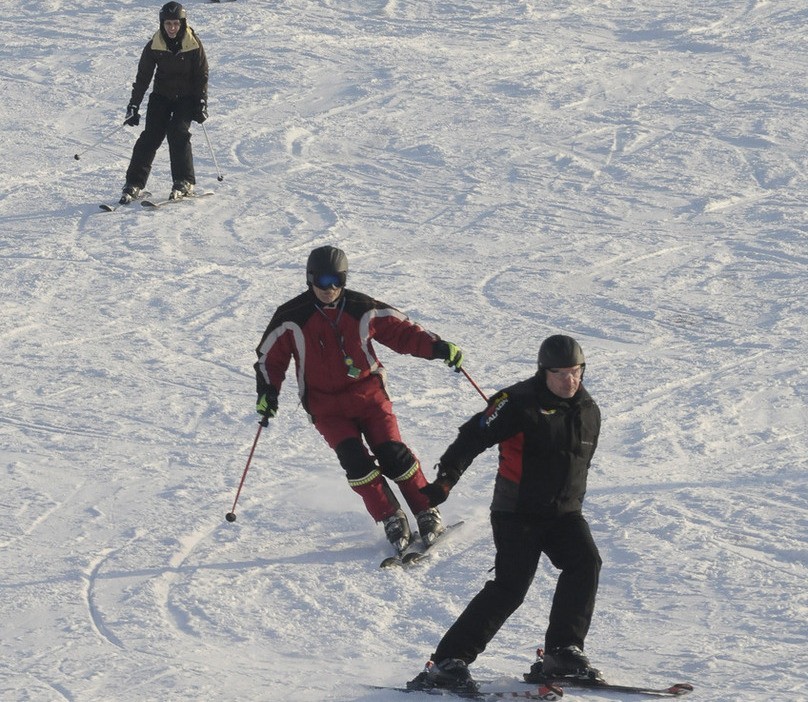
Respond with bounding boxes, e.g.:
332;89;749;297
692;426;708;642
254;288;441;420
439;375;601;516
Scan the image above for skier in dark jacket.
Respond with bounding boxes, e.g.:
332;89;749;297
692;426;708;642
119;2;208;204
409;335;603;693
254;245;465;554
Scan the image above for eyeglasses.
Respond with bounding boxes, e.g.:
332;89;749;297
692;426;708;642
311;272;345;290
546;366;584;379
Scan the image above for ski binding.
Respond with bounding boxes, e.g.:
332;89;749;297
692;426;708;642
380;521;464;569
141;190;214;208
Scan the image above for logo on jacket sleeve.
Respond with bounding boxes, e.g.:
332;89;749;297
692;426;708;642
482;392;509;428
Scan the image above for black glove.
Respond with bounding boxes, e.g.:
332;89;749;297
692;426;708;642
256;386;279;420
124;103;140;126
420;478;452;507
420;461;460;506
193;99;208;124
433;340;463;372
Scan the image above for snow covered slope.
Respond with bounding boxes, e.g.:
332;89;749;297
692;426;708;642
0;1;805;700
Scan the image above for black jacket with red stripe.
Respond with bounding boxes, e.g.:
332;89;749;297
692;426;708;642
439;375;600;515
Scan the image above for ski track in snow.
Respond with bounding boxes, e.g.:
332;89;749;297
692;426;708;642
0;1;806;701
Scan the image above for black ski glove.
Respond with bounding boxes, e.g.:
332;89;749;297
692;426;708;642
420;479;452;507
420;462;461;506
124;103;140;126
433;340;463;372
193;99;208;124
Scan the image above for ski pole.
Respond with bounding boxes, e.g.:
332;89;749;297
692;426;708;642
225;416;268;522
460;367;488;402
200;121;224;182
73;122;127;161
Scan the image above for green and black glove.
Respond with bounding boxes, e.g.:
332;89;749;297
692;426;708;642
256;386;279;420
433;340;463;372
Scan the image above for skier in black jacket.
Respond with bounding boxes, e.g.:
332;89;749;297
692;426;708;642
119;2;208;204
409;335;603;692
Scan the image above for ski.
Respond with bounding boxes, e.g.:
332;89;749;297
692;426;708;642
141;190;214;208
368;684;562;700
380;521;464;569
99;191;151;212
522;672;692;697
522;652;693;697
539;679;692;697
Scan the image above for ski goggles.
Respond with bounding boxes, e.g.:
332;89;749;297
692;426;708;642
546;365;585;379
309;272;346;289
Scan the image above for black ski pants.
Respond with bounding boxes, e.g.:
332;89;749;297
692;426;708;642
125;93;196;188
433;511;601;664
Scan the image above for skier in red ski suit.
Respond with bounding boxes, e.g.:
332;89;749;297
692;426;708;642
254;245;464;552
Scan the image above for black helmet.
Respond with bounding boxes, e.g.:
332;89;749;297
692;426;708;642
306;245;348;288
538;334;585;371
159;2;186;22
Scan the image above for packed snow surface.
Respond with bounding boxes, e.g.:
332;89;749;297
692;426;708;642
1;1;805;700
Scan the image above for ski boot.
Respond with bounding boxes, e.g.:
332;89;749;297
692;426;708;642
383;508;412;555
416;507;445;548
525;646;604;683
169;180;194;200
119;183;141;205
407;659;479;692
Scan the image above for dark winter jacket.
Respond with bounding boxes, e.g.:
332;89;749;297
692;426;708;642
255;288;442;420
129;27;208;106
439;375;601;516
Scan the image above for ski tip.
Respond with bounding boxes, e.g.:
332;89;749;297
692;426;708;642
401;550;428;565
669;683;694;695
99;204;114;212
538;684;564;700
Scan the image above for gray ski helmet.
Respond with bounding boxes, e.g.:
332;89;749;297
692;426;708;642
159;2;186;23
306;245;348;287
538;334;586;371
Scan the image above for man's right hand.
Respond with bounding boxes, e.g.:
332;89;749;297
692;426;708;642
420;477;452;507
434;340;464;372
